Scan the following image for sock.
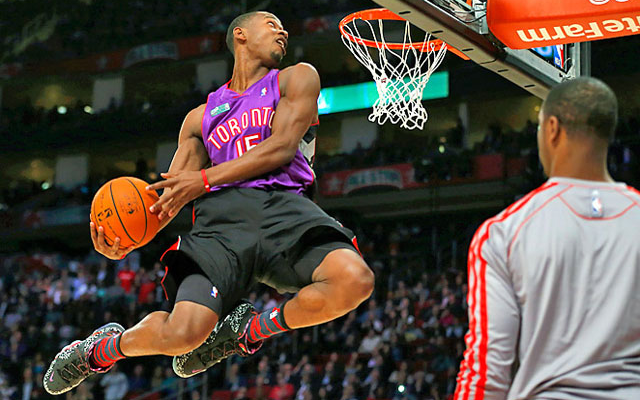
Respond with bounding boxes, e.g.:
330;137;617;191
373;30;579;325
89;333;126;369
246;302;291;343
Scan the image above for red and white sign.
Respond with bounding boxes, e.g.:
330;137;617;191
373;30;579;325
487;0;640;49
320;163;423;197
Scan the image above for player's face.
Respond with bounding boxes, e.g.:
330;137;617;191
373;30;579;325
537;109;551;177
246;13;288;66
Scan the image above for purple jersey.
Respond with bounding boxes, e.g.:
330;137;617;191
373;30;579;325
201;69;315;195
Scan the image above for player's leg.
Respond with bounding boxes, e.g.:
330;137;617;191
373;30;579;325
170;246;372;378
172;191;373;371
281;247;373;328
119;279;219;357
43;274;220;395
242;242;373;345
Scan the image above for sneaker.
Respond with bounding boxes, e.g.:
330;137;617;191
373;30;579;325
173;301;262;378
43;322;125;395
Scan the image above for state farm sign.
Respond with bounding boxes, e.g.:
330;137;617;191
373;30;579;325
517;16;640;44
590;0;629;5
488;0;640;48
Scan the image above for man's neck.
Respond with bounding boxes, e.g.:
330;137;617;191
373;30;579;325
550;145;613;183
228;54;271;94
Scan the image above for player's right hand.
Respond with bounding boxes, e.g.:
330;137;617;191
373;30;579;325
90;221;133;260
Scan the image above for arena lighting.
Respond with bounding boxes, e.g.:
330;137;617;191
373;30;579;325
84;105;93;114
318;71;448;115
57;106;67;114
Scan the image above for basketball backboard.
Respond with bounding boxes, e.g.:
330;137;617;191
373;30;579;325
370;0;590;98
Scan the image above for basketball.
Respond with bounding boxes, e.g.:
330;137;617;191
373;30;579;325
90;177;160;249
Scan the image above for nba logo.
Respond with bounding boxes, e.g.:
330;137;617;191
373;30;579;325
210;286;219;298
591;190;603;218
261;87;267;96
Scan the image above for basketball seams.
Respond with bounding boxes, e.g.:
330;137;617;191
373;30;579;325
125;178;148;245
108;181;138;246
93;189;116;246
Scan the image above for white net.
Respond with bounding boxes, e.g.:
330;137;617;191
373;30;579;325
341;16;447;130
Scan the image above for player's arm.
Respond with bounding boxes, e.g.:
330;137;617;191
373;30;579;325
148;63;320;218
454;223;519;400
90;105;208;260
153;104;209;224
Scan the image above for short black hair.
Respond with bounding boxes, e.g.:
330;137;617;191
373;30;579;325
225;11;261;55
542;77;618;141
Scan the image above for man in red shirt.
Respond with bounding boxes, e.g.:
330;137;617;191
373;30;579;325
116;264;136;294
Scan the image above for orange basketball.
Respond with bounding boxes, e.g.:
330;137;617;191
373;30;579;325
90;177;160;249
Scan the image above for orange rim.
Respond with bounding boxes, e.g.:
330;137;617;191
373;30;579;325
339;8;469;60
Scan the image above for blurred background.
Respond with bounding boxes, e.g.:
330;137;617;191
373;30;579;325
0;0;639;399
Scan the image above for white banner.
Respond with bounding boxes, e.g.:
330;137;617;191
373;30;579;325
92;76;124;113
196;59;228;93
340;115;378;154
55;155;88;190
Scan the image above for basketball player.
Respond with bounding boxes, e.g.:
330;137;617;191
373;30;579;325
454;77;640;399
44;11;374;394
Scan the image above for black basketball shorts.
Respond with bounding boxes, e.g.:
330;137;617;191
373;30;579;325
159;188;360;317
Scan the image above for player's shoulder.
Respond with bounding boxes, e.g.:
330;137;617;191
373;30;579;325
188;103;207;122
278;63;320;95
178;103;207;142
280;62;319;78
624;184;640;201
473;180;562;243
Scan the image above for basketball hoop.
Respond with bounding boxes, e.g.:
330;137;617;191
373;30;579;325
339;8;467;130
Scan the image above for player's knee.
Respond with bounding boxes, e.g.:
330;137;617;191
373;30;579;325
340;261;375;309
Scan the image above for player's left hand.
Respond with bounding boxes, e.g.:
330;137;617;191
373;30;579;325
146;171;207;219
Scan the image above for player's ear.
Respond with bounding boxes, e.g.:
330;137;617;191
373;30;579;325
546;115;562;149
234;26;247;46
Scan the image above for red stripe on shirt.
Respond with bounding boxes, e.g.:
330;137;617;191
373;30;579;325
558;194;636;221
457;181;558;399
627;185;640;197
200;93;211;137
461;220;485;400
456;220;484;400
507;186;570;259
621;186;640;206
476;253;489;399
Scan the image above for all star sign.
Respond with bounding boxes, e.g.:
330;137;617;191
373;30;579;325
487;0;640;49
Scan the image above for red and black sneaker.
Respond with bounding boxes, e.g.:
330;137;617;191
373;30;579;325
43;323;125;395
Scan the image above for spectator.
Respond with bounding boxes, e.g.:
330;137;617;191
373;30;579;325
128;364;149;394
116;263;136;294
268;373;295;400
100;364;129;400
224;363;247;391
358;328;382;354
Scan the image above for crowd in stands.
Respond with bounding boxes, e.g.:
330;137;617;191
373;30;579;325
1;0;371;63
2;99;639;226
316;116;640;187
0;217;476;400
